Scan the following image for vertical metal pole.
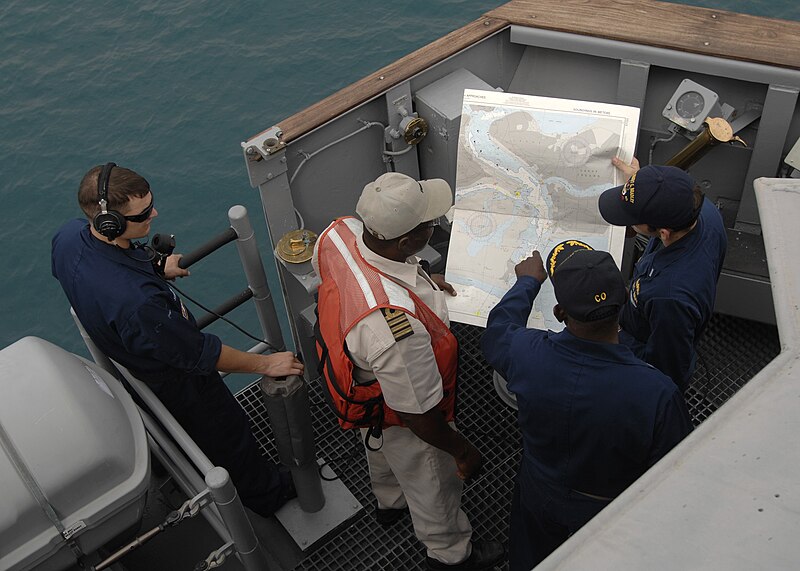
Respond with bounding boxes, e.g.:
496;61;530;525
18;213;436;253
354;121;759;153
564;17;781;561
261;375;325;512
228;205;285;351
205;467;272;571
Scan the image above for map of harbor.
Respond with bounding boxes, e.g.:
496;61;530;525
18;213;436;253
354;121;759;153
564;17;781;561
445;90;639;330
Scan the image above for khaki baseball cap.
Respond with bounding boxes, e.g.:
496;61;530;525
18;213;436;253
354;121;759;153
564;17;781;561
356;172;453;240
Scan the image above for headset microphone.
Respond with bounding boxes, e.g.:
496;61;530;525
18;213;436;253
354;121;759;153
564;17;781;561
150;233;176;276
93;162;127;241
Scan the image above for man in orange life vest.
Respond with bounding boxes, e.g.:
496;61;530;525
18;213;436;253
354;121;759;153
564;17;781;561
313;172;505;570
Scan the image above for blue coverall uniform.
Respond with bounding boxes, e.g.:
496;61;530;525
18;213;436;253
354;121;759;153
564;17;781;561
481;275;693;570
52;219;287;517
619;198;727;392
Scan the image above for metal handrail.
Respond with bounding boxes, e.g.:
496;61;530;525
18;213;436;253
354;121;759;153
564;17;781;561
67;205;327;569
178;205;286;352
178;227;238;269
70;310;269;571
195;287;254;331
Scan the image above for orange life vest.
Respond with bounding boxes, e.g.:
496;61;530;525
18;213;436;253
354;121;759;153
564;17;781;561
314;217;457;432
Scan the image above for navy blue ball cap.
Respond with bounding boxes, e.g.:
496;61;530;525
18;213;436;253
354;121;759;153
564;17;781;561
546;239;594;279
551;249;626;322
599;165;697;229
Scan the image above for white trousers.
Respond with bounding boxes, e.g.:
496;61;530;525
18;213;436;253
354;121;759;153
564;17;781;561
361;424;473;564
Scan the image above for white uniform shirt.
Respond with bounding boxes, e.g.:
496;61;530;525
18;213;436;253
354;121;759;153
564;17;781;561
313;227;450;415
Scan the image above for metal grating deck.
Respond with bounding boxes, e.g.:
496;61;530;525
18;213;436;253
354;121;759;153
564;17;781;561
235;313;780;571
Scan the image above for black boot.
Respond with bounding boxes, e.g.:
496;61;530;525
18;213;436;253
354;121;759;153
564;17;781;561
375;506;409;526
425;540;506;570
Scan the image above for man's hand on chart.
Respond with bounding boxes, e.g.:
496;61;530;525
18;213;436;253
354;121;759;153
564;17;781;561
611;157;644;238
431;273;457;296
515;251;547;284
612;156;640;179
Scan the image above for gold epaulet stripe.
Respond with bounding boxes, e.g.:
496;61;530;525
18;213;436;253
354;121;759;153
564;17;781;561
381;308;414;341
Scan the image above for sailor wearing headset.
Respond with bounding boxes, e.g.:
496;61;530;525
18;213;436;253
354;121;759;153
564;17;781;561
52;162;303;518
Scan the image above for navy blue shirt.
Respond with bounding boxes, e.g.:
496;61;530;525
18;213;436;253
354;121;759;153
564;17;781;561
619;198;727;391
482;275;692;499
51;219;221;381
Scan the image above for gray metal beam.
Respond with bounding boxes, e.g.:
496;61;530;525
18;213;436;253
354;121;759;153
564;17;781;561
735;85;799;231
616;60;650;109
510;26;800;88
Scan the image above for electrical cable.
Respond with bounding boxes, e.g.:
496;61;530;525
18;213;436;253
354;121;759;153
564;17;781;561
167;280;283;354
139;234;284;353
124;242;157;263
318;445;362;482
312;425;362;481
289;120;386;184
382;145;414;157
294;207;305;230
648;130;678;166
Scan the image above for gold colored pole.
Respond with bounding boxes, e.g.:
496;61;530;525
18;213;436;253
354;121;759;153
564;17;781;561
665;117;746;171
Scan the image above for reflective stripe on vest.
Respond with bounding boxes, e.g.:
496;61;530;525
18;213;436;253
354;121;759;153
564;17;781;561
315;217;457;430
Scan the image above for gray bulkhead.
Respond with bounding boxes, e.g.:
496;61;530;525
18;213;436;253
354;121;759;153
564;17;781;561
245;25;800;372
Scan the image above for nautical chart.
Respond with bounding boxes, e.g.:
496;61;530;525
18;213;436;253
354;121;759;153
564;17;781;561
445;89;640;330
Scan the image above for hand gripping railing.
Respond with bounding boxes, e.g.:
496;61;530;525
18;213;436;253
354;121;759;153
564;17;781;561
175;205;326;509
69;205;325;569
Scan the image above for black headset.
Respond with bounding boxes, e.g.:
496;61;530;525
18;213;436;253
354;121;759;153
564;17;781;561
93;162;127;241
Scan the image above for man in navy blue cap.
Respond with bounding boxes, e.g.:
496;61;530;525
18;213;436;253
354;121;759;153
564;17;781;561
481;240;692;570
598;158;727;393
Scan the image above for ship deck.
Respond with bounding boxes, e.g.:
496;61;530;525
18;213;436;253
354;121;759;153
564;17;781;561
113;1;800;566
120;312;779;571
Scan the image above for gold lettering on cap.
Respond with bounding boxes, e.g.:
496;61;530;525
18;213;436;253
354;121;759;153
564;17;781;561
621;172;636;204
594;292;607;303
630;278;641;308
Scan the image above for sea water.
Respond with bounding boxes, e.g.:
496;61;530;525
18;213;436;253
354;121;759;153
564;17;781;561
1;0;798;384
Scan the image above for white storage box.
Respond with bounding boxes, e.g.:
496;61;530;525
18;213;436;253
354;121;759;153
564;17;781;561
0;337;150;571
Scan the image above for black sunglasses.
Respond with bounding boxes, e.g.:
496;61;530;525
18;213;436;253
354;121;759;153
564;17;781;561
124;197;154;223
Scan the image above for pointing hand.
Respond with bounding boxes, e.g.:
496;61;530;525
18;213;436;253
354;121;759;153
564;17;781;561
515;251;546;283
